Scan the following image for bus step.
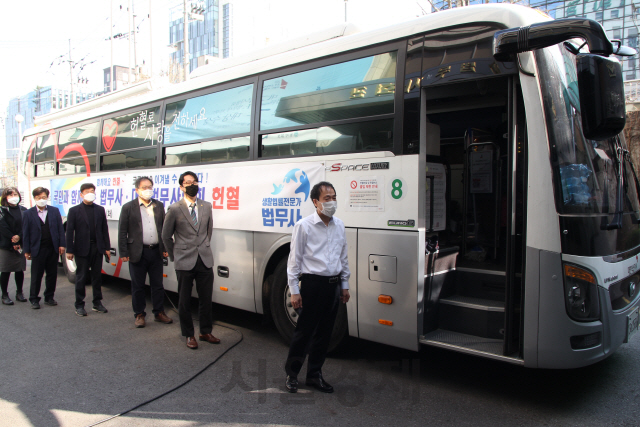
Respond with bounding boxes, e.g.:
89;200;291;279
438;295;504;339
420;329;523;365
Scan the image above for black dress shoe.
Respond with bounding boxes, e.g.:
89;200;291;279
285;376;298;393
31;302;41;309
305;376;333;393
15;292;27;302
44;299;58;306
1;295;13;305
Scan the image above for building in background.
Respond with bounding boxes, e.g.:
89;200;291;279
4;86;99;162
222;2;233;58
103;65;134;93
169;0;220;75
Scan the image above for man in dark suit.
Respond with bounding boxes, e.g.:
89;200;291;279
65;183;111;317
162;171;219;349
22;187;66;309
119;176;173;328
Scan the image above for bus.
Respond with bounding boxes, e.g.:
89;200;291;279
18;4;640;368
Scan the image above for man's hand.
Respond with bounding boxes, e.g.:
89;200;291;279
162;252;169;258
66;253;74;261
105;251;111;261
25;253;31;260
13;245;21;252
11;235;19;243
58;247;65;256
291;293;302;309
341;289;350;304
121;257;129;262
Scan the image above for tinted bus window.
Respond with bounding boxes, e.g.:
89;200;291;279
164;84;253;144
164;136;250;165
101;148;157;170
59;122;99;157
260;52;397;131
59;157;93;175
36;162;56;177
101;106;162;153
261;119;393;158
35;132;57;163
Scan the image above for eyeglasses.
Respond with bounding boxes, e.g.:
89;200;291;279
182;180;198;186
139;186;153;190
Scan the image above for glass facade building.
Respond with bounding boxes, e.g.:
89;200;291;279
169;0;220;73
223;2;233;59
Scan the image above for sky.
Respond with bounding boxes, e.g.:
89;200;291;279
0;0;430;114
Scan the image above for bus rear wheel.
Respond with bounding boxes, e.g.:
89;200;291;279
269;257;348;353
62;248;77;284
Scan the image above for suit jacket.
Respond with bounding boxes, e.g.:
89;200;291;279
162;198;213;271
22;206;66;257
65;202;111;256
118;197;165;263
0;205;27;250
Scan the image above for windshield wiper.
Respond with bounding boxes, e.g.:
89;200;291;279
603;135;626;230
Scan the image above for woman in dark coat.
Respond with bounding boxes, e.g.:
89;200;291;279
0;187;27;305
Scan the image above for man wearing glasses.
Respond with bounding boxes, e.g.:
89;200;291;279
162;171;220;349
118;176;173;328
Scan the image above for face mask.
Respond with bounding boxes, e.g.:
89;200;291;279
184;184;199;198
318;201;337;217
7;197;20;205
83;193;96;202
139;189;154;200
35;199;48;208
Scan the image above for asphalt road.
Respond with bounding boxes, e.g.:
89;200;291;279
1;267;639;427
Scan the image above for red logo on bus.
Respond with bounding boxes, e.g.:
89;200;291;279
350;180;357;189
102;121;118;152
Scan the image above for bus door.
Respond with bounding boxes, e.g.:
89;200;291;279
413;26;525;361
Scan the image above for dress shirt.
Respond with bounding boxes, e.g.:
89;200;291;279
183;197;198;223
287;211;350;295
37;206;48;223
139;199;158;245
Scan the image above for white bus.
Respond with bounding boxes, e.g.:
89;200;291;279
18;4;640;368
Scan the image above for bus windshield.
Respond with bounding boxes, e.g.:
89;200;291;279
535;45;640;217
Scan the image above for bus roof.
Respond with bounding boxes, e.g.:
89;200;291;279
28;4;548;137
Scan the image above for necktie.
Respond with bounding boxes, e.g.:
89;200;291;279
190;203;198;226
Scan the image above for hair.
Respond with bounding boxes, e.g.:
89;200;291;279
1;187;22;207
179;171;198;186
310;181;336;202
32;187;50;198
134;176;154;189
80;183;96;193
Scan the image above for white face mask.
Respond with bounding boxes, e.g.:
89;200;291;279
7;197;20;205
83;193;96;202
139;189;154;200
35;199;48;208
318;201;337;217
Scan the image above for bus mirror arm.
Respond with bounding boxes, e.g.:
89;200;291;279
493;18;620;62
602;137;626;230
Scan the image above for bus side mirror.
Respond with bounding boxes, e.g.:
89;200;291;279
576;54;626;141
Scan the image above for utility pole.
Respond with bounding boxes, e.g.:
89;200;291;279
68;39;74;106
132;0;138;82
149;0;153;78
183;0;189;81
128;0;132;85
110;0;114;92
344;0;348;22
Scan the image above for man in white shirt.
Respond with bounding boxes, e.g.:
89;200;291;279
284;181;350;394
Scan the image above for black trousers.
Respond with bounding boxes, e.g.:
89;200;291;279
129;246;165;317
29;244;58;303
176;255;214;337
0;271;24;295
285;274;341;379
75;243;103;308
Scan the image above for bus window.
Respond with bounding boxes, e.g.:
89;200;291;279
164;136;250;166
260;52;397;131
36;162;56;177
35;133;56;163
163;84;253;145
59;122;99;156
101;148;156;171
260;119;393;158
101;106;162;153
59;157;92;175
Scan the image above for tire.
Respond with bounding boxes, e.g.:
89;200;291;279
269;257;348;353
62;248;77;284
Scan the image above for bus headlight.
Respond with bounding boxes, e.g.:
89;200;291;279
563;264;601;322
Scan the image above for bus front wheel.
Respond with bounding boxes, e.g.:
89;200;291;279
269;257;348;353
62;249;77;284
